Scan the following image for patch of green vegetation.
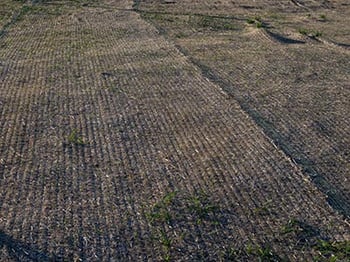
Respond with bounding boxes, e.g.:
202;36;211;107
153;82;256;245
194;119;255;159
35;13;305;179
146;191;223;259
247;243;281;261
246;16;264;28
280;218;319;246
281;218;300;234
314;240;350;261
319;14;327;21
314;31;323;37
256;246;278;261
298;28;322;38
193;15;236;30
298;28;308;35
222;247;241;260
188;191;218;224
146;191;177;224
67;129;86;146
0;0;35;38
11;3;64;23
146;191;221;226
246;18;255;25
147;193;176;261
142;11;237;31
159;230;171;249
147;209;172;224
152;230;172;262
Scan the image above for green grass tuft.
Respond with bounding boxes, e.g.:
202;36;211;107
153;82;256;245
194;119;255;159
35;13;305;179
67;129;86;146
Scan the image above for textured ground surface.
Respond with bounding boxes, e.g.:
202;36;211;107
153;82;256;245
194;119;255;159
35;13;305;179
0;0;349;261
138;0;350;217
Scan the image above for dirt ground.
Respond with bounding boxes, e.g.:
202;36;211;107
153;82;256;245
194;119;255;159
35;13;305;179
0;0;349;261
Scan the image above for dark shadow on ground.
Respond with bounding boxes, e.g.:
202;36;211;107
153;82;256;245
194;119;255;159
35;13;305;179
0;230;60;261
266;30;306;44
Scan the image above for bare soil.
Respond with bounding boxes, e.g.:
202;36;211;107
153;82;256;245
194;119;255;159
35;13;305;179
0;0;349;261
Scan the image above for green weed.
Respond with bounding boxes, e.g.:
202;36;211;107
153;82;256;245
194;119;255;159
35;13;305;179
246;244;280;261
67;129;85;146
186;15;237;31
298;28;322;38
222;247;241;260
281;218;299;234
319;14;327;21
146;191;177;224
147;209;172;224
151;229;172;262
255;21;263;28
188;192;217;223
247;16;264;28
281;218;319;246
314;240;350;261
256;246;275;260
246;16;264;28
246;243;255;255
159;230;172;249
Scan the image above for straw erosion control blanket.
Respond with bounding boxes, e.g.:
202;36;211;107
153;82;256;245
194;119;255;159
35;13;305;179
0;0;349;261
